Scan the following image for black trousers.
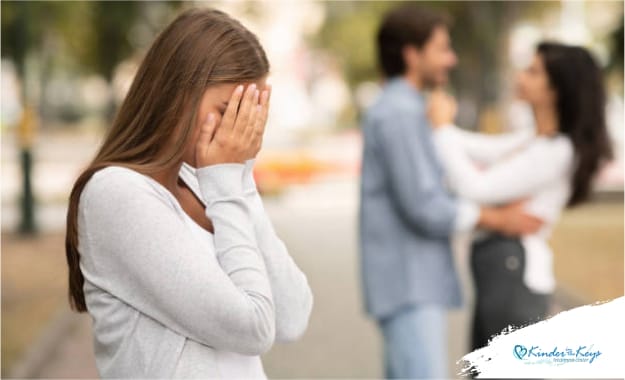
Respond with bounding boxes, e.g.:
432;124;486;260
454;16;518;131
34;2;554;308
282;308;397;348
468;234;551;379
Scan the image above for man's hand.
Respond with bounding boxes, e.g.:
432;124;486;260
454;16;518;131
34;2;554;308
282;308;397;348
479;200;544;236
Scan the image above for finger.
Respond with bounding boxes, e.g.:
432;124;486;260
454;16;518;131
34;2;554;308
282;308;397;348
197;113;216;150
256;89;271;133
259;85;272;127
233;83;258;134
244;92;261;141
264;83;272;109
221;85;244;131
244;89;261;141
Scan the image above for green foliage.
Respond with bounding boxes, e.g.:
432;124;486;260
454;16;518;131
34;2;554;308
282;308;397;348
1;1;185;80
311;1;394;87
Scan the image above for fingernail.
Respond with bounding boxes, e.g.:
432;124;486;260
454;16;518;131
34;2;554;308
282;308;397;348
249;83;257;91
236;85;244;93
255;89;260;99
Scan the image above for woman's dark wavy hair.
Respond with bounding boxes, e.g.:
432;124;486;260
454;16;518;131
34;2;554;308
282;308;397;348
537;42;613;207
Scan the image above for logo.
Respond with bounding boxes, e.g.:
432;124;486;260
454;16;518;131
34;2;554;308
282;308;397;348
513;344;602;365
513;344;528;360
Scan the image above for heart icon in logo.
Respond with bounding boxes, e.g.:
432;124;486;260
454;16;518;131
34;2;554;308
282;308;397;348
514;345;528;360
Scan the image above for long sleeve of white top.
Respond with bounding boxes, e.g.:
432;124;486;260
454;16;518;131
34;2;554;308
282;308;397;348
241;158;314;342
432;124;574;205
79;163;276;356
437;124;536;165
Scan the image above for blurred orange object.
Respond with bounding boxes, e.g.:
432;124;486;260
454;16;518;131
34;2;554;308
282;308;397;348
253;152;344;195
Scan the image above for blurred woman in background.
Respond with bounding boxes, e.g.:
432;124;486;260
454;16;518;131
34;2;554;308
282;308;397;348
428;42;612;352
65;8;312;378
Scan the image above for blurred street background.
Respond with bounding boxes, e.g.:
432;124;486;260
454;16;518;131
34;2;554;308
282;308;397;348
1;1;623;378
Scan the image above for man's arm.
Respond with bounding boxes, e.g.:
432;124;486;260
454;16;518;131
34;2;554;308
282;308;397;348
478;201;544;236
449;190;543;236
371;108;459;239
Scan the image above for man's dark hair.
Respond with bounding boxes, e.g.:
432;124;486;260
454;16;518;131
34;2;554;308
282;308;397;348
376;5;450;77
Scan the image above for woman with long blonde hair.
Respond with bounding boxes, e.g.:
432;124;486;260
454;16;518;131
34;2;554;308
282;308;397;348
65;8;313;378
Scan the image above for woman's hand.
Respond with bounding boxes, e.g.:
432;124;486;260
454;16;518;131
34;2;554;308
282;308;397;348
427;89;457;129
195;83;271;167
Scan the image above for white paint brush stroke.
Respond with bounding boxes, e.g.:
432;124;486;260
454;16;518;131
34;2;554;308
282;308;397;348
458;296;624;378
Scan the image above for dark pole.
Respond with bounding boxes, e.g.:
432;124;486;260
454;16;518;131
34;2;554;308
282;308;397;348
14;3;38;235
18;106;38;235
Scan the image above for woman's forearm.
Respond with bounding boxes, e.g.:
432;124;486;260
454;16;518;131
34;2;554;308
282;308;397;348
242;159;314;342
435;123;534;165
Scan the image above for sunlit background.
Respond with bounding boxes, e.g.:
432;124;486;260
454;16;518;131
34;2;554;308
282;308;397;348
2;1;623;378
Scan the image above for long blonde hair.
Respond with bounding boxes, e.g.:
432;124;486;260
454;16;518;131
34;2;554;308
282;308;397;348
65;7;269;312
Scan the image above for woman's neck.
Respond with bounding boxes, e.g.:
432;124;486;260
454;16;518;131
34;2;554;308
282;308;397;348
532;104;559;137
149;162;185;197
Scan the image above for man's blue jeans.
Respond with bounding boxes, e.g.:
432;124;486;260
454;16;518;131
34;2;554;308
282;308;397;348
377;303;448;379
